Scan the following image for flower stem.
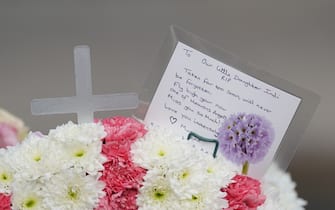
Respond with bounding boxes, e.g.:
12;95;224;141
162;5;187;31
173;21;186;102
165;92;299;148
242;161;249;175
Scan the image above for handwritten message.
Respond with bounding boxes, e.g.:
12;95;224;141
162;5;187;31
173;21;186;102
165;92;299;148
145;42;301;177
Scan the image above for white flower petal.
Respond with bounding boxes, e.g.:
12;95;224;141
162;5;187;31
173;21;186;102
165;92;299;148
260;163;307;210
42;170;105;210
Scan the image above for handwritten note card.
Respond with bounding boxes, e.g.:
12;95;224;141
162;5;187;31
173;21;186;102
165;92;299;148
144;42;301;177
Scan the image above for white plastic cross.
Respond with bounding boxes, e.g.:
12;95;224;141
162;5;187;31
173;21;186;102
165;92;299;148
31;45;139;123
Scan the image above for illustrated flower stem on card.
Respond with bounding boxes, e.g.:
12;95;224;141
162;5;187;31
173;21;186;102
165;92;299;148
187;132;219;158
217;113;274;175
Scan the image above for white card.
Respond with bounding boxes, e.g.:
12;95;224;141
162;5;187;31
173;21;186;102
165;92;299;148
144;42;301;177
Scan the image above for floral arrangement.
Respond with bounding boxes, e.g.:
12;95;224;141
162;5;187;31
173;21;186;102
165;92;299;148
0;114;306;210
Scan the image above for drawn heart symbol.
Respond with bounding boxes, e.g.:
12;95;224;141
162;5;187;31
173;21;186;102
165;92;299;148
169;116;178;124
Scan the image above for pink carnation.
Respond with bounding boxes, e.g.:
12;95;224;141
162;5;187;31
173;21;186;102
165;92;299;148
96;116;147;210
101;137;132;163
101;159;146;193
97;116;147;166
96;116;146;144
96;189;139;210
0;193;11;210
0;123;19;148
222;175;266;210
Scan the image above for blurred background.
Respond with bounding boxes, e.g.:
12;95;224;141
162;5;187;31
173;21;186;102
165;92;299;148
0;1;334;209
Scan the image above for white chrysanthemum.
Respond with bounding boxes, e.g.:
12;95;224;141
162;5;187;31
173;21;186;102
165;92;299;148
42;170;105;210
11;180;45;210
61;140;106;175
180;184;228;210
137;169;181;210
259;163;307;210
203;154;238;187
0;148;14;193
48;121;106;144
47;122;106;175
131;126;194;170
168;159;205;199
9;133;66;181
134;126;236;210
167;150;231;209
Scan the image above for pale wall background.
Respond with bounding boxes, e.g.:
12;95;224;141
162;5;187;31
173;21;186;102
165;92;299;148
0;1;334;209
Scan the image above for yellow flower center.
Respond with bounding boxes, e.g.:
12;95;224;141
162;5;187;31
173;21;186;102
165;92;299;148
179;170;190;180
154;192;165;199
74;149;85;157
192;195;199;200
206;167;214;173
152;188;167;201
0;172;11;182
1;173;8;180
23;197;38;208
158;150;165;157
67;186;80;200
33;155;41;162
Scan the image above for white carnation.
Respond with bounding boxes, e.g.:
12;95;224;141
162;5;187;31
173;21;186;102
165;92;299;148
260;163;307;210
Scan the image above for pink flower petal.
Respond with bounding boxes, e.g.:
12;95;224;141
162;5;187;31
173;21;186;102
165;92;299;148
222;175;266;210
0;123;19;148
96;116;147;210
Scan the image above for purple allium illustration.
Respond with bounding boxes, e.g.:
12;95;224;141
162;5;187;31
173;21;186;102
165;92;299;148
218;113;274;166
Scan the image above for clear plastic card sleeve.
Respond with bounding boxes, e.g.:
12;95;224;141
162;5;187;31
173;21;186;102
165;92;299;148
135;25;320;174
